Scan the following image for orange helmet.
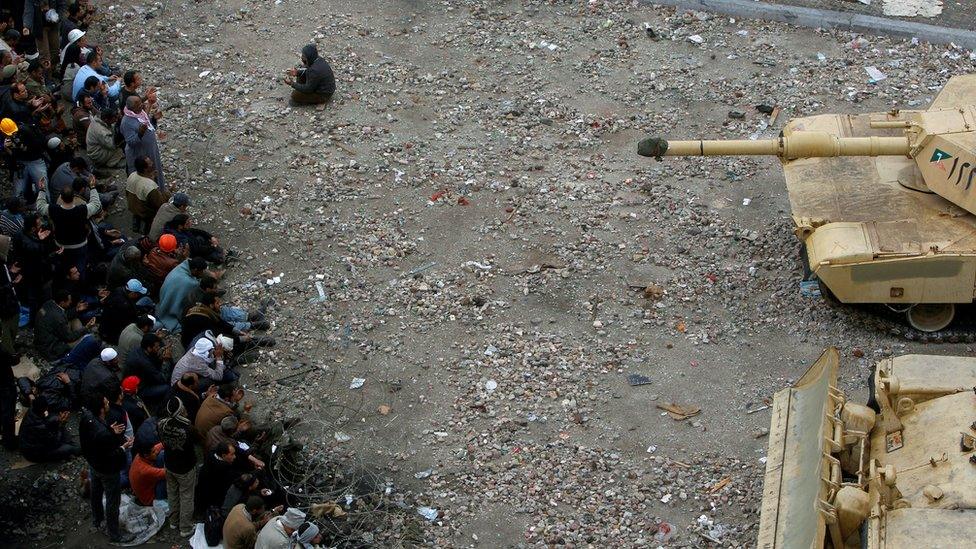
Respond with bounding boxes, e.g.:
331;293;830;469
0;118;18;136
158;233;178;253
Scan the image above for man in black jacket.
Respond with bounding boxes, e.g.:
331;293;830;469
99;279;146;344
79;394;135;543
123;332;170;409
18;396;80;461
194;441;239;520
33;289;92;361
79;347;120;404
284;43;335;106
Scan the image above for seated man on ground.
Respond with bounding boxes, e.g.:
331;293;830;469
125;156;169;234
18;395;81;462
129;441;166;506
33;288;96;361
284;44;335;106
86;107;125;172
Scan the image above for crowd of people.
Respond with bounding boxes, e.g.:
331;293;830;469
0;2;333;547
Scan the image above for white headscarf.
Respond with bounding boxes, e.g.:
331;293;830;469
191;338;214;361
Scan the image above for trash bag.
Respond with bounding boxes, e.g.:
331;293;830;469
114;494;168;546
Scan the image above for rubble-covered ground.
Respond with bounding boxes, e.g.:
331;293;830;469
5;0;976;547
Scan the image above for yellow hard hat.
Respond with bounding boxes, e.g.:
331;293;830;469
0;118;17;136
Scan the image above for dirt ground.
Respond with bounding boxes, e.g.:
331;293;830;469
3;0;976;547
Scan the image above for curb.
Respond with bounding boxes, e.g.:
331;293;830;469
642;0;976;50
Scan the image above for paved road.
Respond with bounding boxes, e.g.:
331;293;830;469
765;0;976;32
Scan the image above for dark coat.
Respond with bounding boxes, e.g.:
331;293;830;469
194;451;238;512
33;300;85;361
99;288;138;344
292;46;335;96
121;394;148;433
123;347;168;389
79;408;126;474
78;359;119;404
18;409;65;460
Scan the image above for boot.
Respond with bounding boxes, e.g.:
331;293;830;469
249;320;271;331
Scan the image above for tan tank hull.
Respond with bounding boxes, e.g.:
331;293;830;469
760;349;976;549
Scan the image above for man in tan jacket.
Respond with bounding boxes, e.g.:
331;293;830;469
223;496;275;549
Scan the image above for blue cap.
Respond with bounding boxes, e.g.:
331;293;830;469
126;279;148;295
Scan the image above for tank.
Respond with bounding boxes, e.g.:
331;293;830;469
758;348;976;548
638;74;976;331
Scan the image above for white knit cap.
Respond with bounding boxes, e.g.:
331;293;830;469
100;348;118;361
280;508;306;528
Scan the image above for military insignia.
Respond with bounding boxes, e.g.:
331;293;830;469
931;149;952;172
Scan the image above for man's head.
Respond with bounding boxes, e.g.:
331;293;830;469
11;83;27;101
60;185;76;204
100;347;119;366
294;522;322;545
158;234;177;253
215;441;236;463
85;49;101;68
69;157;89;175
99;107;117;124
169;214;189;231
172;192;190;211
141;332;162;355
71;177;87;194
180;372;199;390
134;155;154;177
199;276;225;296
125;279;149;299
3;28;19;46
201;293;221;312
189;257;208;277
125;94;142;113
121;375;140;396
216;381;241;402
191;337;215;361
26;59;42;79
86;394;109;416
219;415;239;435
123;70;141;89
244;496;266;520
66;265;81;282
279;508;306;533
4;196;25;215
138;442;161;461
135;315;154;333
301;44;318;67
83;74;100;94
122;246;142;265
53;288;72;308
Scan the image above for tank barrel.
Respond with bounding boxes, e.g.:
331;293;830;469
638;132;910;160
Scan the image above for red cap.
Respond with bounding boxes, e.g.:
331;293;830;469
121;376;140;394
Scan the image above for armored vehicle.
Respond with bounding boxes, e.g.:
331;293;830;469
639;74;976;331
759;348;976;547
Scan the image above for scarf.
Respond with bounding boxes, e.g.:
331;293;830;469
290;521;320;548
123;106;153;131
